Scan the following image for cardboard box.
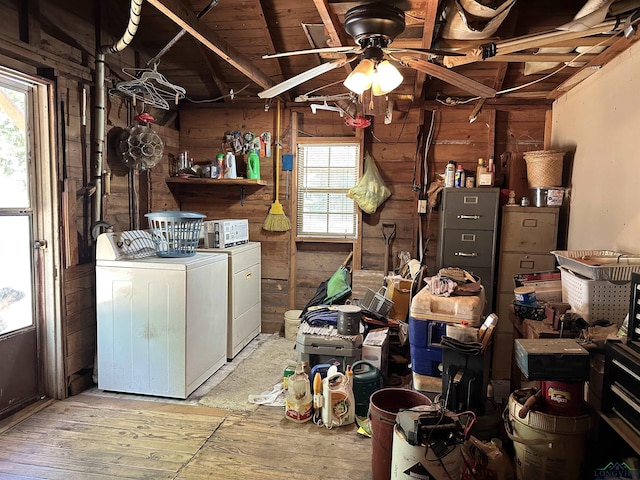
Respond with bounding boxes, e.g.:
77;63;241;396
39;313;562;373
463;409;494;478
386;276;413;321
362;328;389;377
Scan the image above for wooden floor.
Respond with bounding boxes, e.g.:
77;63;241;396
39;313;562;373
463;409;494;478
0;394;373;479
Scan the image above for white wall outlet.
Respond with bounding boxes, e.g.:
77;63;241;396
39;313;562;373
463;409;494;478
417;199;427;214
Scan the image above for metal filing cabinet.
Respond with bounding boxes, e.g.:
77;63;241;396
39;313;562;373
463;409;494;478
492;206;559;380
436;188;500;316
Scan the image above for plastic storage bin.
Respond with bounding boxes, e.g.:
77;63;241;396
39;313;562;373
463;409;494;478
295;331;362;369
409;286;486;326
145;211;205;258
560;267;630;324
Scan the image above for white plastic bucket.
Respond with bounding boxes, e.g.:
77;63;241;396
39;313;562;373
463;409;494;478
391;424;463;480
284;310;303;340
505;392;593;480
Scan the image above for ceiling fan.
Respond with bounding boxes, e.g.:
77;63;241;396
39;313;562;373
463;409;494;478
258;3;497;100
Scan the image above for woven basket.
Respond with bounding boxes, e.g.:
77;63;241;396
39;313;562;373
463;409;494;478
523;150;565;187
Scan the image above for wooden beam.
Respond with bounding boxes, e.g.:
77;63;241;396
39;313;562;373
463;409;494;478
443;20;620;68
412;0;439;99
145;0;276;90
483;53;598;62
548;30;640;98
311;0;352;76
0;32;91;81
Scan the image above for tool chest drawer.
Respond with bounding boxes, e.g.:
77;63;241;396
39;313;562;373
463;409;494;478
603;342;640;433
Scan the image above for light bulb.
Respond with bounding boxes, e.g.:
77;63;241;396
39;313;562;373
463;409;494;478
371;60;403;96
343;59;375;95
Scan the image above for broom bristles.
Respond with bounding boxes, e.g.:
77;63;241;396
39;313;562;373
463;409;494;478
263;200;291;231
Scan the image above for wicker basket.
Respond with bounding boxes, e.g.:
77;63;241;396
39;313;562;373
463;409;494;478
523;150;565;187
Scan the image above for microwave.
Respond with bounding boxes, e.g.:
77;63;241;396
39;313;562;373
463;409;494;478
203;219;249;248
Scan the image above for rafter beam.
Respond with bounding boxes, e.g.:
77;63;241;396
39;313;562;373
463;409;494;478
311;0;353;75
412;0;439;99
145;0;275;90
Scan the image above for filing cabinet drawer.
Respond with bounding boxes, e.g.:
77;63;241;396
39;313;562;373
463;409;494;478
500;207;559;252
443;189;500;231
497;252;556;290
441;229;496;269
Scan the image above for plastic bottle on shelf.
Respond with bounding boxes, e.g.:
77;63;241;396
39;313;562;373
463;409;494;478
445;160;456;188
476;157;486;184
454;164;466;188
216;154;225;179
225;151;237;179
247;150;261;180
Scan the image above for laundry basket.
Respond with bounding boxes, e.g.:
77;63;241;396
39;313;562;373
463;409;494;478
360;287;394;317
145;211;205;258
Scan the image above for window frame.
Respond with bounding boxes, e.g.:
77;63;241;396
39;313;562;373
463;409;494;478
294;140;361;241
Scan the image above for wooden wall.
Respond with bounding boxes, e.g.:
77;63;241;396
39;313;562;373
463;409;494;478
0;0;550;398
171;103;548;336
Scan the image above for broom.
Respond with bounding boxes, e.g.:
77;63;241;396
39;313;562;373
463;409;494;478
262;99;291;231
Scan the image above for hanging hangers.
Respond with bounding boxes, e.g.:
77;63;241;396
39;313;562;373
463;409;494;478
116;63;186;109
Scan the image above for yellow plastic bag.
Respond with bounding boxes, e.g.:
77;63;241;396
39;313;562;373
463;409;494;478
348;153;391;214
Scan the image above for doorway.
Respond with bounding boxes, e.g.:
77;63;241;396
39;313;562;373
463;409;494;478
0;68;60;419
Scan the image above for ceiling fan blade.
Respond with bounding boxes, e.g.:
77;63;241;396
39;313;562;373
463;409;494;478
263;46;360;59
385;47;465;57
403;58;497;99
258;57;357;99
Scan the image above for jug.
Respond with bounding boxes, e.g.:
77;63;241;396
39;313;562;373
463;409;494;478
247;150;260;179
284;363;312;423
352;360;383;417
321;371;355;427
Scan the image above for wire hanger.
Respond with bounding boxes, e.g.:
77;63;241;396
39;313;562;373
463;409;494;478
115;63;186;110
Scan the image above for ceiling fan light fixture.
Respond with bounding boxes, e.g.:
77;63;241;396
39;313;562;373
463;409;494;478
343;58;375;95
371;60;403;96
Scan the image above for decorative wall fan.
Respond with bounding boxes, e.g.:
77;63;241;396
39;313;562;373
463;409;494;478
258;3;497;100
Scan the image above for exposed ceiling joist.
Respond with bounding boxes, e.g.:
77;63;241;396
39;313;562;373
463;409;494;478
412;0;439;98
145;0;276;90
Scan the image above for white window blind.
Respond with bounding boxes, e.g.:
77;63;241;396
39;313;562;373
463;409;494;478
296;143;360;238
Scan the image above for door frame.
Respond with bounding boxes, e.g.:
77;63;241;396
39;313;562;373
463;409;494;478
1;65;65;401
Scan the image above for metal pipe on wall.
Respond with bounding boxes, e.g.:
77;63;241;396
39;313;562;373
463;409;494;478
92;0;144;225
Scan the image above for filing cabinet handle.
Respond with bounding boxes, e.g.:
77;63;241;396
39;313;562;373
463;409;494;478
246;272;252;280
457;214;481;220
455;252;478;257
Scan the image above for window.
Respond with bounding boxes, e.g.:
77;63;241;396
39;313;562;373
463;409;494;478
296;143;360;238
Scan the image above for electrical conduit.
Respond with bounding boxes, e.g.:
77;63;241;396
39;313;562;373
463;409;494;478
93;0;144;224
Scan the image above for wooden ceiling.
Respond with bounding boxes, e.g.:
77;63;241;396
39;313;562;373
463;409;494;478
91;0;640;109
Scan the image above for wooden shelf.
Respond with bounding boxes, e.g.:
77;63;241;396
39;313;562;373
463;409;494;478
165;177;267;187
165;177;267;205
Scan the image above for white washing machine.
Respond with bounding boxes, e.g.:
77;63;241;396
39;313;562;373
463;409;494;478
199;242;261;360
96;231;228;399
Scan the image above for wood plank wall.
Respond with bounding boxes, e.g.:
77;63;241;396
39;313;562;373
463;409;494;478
172;103;547;335
1;0;550;398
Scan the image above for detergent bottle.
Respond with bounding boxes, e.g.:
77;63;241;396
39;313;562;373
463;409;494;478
225;151;237;179
321;369;355;427
285;362;312;423
247;150;261;180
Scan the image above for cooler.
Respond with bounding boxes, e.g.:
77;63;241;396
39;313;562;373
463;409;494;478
296;330;362;370
409;286;486;377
